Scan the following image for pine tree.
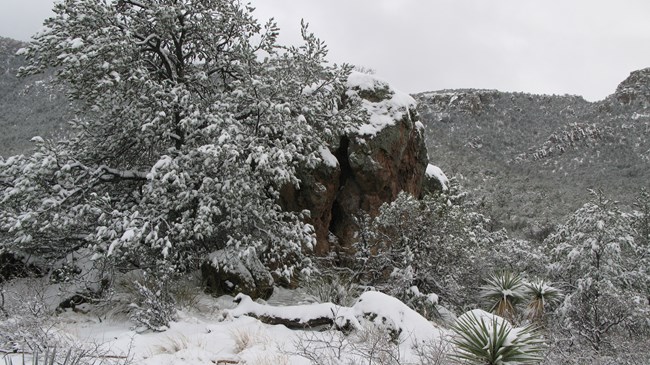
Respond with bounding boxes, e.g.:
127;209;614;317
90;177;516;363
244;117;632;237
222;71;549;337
1;0;362;281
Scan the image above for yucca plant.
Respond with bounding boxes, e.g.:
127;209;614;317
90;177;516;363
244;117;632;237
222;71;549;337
524;279;562;323
480;272;527;323
451;310;544;365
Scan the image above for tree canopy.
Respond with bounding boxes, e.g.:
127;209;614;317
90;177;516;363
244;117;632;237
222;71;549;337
1;0;362;279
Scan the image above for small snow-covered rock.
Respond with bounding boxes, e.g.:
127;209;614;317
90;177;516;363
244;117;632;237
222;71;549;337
423;163;449;193
201;248;274;300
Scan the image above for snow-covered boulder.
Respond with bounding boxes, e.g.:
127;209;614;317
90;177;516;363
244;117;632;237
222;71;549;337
201;248;274;300
352;291;440;343
423;163;449;193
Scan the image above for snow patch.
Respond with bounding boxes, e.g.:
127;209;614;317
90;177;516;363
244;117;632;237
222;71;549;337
346;72;389;91
426;164;449;191
69;37;84;49
30;136;44;143
347;72;417;137
120;229;135;242
318;145;338;167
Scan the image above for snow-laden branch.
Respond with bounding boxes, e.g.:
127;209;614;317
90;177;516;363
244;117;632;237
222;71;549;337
96;165;149;182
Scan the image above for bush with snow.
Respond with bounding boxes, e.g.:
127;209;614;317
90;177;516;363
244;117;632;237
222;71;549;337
354;181;508;313
546;190;650;355
479;271;527;324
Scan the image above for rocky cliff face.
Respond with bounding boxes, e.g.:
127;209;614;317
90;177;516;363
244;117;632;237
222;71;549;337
281;72;430;255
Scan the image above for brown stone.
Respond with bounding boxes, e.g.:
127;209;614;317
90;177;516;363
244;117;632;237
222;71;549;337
280;75;430;255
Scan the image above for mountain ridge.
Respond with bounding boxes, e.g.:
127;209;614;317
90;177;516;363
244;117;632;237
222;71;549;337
415;68;650;236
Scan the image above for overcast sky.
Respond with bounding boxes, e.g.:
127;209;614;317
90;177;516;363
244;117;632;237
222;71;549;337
2;0;650;101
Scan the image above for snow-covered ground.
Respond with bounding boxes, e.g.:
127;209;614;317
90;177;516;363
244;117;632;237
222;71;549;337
2;286;450;365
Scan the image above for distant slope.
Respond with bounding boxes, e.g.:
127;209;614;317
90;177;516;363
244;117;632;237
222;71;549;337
0;36;69;157
414;69;650;238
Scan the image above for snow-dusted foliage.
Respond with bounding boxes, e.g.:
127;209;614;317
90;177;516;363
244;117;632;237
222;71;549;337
523;278;562;324
546;190;650;354
354;180;507;313
1;0;362;283
129;275;176;332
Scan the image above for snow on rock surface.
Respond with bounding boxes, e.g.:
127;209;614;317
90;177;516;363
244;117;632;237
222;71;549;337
280;71;429;254
346;71;418;137
229;292;361;330
352;291;442;344
318;145;338;167
426;164;449;191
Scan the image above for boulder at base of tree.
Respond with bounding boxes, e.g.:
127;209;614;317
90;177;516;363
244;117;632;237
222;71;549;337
201;249;274;300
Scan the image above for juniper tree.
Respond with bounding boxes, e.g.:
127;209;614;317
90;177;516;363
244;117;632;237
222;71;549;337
1;0;362;281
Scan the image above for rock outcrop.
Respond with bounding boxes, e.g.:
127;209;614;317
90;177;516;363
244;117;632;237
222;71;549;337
281;72;430;255
611;67;650;108
201;248;275;300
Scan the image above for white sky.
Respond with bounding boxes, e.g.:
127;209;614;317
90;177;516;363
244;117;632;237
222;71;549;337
2;0;650;101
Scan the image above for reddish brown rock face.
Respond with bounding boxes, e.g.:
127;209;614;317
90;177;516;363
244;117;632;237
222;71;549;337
281;74;429;255
330;107;427;251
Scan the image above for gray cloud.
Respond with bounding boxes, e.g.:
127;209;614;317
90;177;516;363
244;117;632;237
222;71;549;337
3;0;650;101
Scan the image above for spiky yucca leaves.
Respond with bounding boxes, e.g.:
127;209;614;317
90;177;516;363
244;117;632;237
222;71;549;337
524;279;562;323
451;310;544;365
480;272;527;323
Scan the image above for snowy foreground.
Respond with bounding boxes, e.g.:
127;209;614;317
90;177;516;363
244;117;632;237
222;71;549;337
4;288;451;365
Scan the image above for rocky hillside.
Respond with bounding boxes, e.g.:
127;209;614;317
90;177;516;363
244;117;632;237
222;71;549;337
415;69;650;238
0;36;69;157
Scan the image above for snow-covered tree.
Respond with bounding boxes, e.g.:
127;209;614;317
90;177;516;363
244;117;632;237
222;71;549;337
354;180;508;312
547;190;650;354
1;0;362;281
